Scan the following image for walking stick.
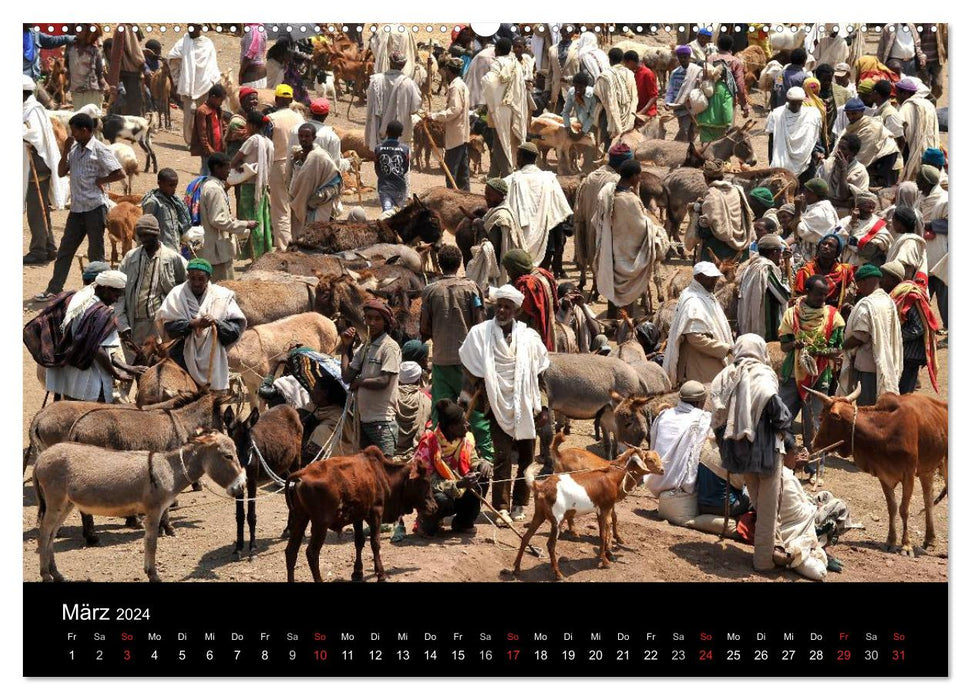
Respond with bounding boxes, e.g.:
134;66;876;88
205;320;218;387
419;118;458;190
27;149;53;246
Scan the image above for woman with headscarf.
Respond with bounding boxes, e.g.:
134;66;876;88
802;76;830;153
793;233;855;310
229;110;274;261
696;61;737;144
501;249;558;351
791;178;839;263
709;334;795;572
576;31;609;82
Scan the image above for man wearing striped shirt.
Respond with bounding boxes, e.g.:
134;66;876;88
37;112;125;301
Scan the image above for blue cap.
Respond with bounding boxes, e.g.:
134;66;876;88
845;97;866;112
698;27;713;37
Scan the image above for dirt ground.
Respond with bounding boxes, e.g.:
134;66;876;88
22;25;949;584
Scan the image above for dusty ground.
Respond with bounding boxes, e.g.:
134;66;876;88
23;26;948;584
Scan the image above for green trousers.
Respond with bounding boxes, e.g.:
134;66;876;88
431;364;494;462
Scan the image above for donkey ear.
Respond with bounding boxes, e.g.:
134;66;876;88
247;408;260;428
223;406;235;429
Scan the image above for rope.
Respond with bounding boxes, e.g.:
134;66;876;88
177;444;287;504
248;440;289;487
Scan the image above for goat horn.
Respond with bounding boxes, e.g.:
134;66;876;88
844;385;862;403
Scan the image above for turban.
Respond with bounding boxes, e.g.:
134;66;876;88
607;142;634;169
81;261;111;283
834;62;851;76
778;203;796;216
134;214;161;236
492;284;525;308
855;192;879;206
880;260;907;281
804;178;830;198
363;299;395;329
803;77;821;93
390;50;406;64
23;75;36;91
917;165;941;188
857;79;876;94
893;206;918;230
398;361;423;385
703;158;725;178
310;98;330;116
518;141;540;155
274;83;294;98
675;45;692;56
895;77;918;93
922;148;946;169
693;261;723;278
679;380;707;402
844;97;866;112
94;270;127;289
757;234;785;251
820;232;844;254
786;86;806;101
749;187;775;208
592;334;611;355
401;339;429;363
485;177;508;195
187;258;214;275
239;87;257;99
502;249;534;279
854;263;882;280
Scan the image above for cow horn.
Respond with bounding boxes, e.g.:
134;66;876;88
844;385;862;403
803;386;833;405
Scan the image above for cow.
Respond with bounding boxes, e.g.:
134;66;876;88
284;447;437;582
809;387;948;556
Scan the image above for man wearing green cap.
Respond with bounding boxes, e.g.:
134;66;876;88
747;187;776;219
502;248;558;352
841;263;902;406
468;178;520;288
157;258;247;392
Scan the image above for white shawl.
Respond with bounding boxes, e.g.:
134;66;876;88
645;402;712;497
62;285;98;331
23;95;67;209
765;105;821;174
466;238;500;291
466;45;496;107
886;233;928;276
482;55;528;168
919;185;948;273
795;200;839;260
242;133;273;205
594;64;637;136
168;34;221;100
592;184;662;307
365;71;422;149
899;96;940;182
504;164;572;265
737;255;785;338
840;289;903;398
708;334;780;443
157;282;247;391
458;319;550;440
577;32;609;81
671;63;703;107
663;280;734;385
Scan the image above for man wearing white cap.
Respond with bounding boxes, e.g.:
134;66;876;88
459;284;550;525
764;86;823;183
663;262;734;386
394;361;432;458
44;270;146;402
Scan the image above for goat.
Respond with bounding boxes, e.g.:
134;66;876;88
108;142;139;196
149;57;173;130
101;113;158;173
105;199;140;264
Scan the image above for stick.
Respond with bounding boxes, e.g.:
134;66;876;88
805;440;844;462
419;118;457;189
205;320;218;386
469;490;541;558
27;150;53;243
463;385;483;421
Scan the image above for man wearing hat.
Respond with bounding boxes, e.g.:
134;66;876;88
467;178;518;288
459;284;551;525
895;77;940;182
502;249;558;351
916;164;948;330
838;192;891;267
665;45;703;142
573;142;630;291
696;158;755;263
838;97;901;187
190;84;227;176
45;269;146;403
365;50;422;152
267;83;305;250
841;264;902;406
832;63;857;106
394;361;432;458
881;260;939;395
663;261;734;386
117;214;188;347
224;87;261;165
295;97;346;172
429;56;471;191
239;24;267;89
737;234;790;340
765;85;822;183
167;25;221;147
921;148;947;189
23;73;66;266
482;38;529;178
688;27;716;65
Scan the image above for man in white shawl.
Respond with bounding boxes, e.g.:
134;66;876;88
466;43;496;108
840;264;902;406
167;26;221;147
696;158;755;263
895;77;940;182
646;381;713;498
369;26;420;80
737;235;790;340
459;284;550;524
288;124;341;238
593;160;667;314
23;75;66;264
157;258;247;393
593;48;637;150
916;164;948;330
839;192;892;267
885;203;927;280
665;46;704;142
503;143;572;266
837;97;901;186
573;143;629;291
811;24;850;69
364;51;422;151
482;38;529;178
764;87;822;179
663;262;734;386
815;133;870;208
576;31;609;82
791;178;839;263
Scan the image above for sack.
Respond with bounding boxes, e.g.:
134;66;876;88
227;163;257;186
687;88;709;115
184;176;207;226
658;489;699;525
23;292;74;368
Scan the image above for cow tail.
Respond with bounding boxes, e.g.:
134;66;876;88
934;459;948;504
934;486;948;505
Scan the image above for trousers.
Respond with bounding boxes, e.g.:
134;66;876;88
898;359;923;394
181;95;206;146
444;144;470;191
929;276;948;330
430;364;493;461
360;420;399;457
743;452;783;571
24;154;56;259
46;206;107;295
489;415;534;511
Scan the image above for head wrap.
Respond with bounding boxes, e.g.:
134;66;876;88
675;45;692;56
607;142;634;169
844;97;866;112
363;298;395;329
855;191;879;206
679;380;708;402
819;232;844;254
518;141;540;155
399;361;423;385
390;50;406;65
834;62;851;76
134;214;161;236
592;334;611;354
917;164;941;188
803;76;821;93
693;261;723;279
187;258;214;276
239;86;257;100
485;177;508;195
749;187;775;208
310;98;330;116
857;78;876;95
804;178;830;198
731;333;771;364
492;284;525;308
401;339;429;364
81;260;111;283
786;86;806;101
921;148;946;169
23;75;36;91
347;206;367;222
697;27;713;37
703;158;725;178
895;77;918;93
502;249;534;279
635;321;661;353
757;234;785;251
855;263;883;280
275;83;294;98
893;205;918;231
880;260;906;281
778;203;796;216
94;270;127;289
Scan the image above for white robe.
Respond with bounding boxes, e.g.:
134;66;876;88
369;27;420;80
458;319;550;440
482;54;529;168
737;255;787;338
663;280;734;386
503;164;572;265
594;64;637;137
886;233;928;277
840;289;903;398
22;95;67;210
466;45;496;107
898;96;940;182
592;185;663;307
794;200;839;262
168;34;221;100
645;402;712;497
365;70;422;150
919;185;948;279
765;105;822;175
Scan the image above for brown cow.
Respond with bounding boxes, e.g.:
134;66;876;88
809;387;948;556
284;447;437;582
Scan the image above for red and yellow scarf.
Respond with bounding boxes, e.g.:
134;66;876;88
414;427;475;480
891;282;940;393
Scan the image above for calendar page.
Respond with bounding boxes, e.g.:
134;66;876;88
21;19;948;678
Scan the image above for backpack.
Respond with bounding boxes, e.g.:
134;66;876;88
183;175;208;226
23;292;74;368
